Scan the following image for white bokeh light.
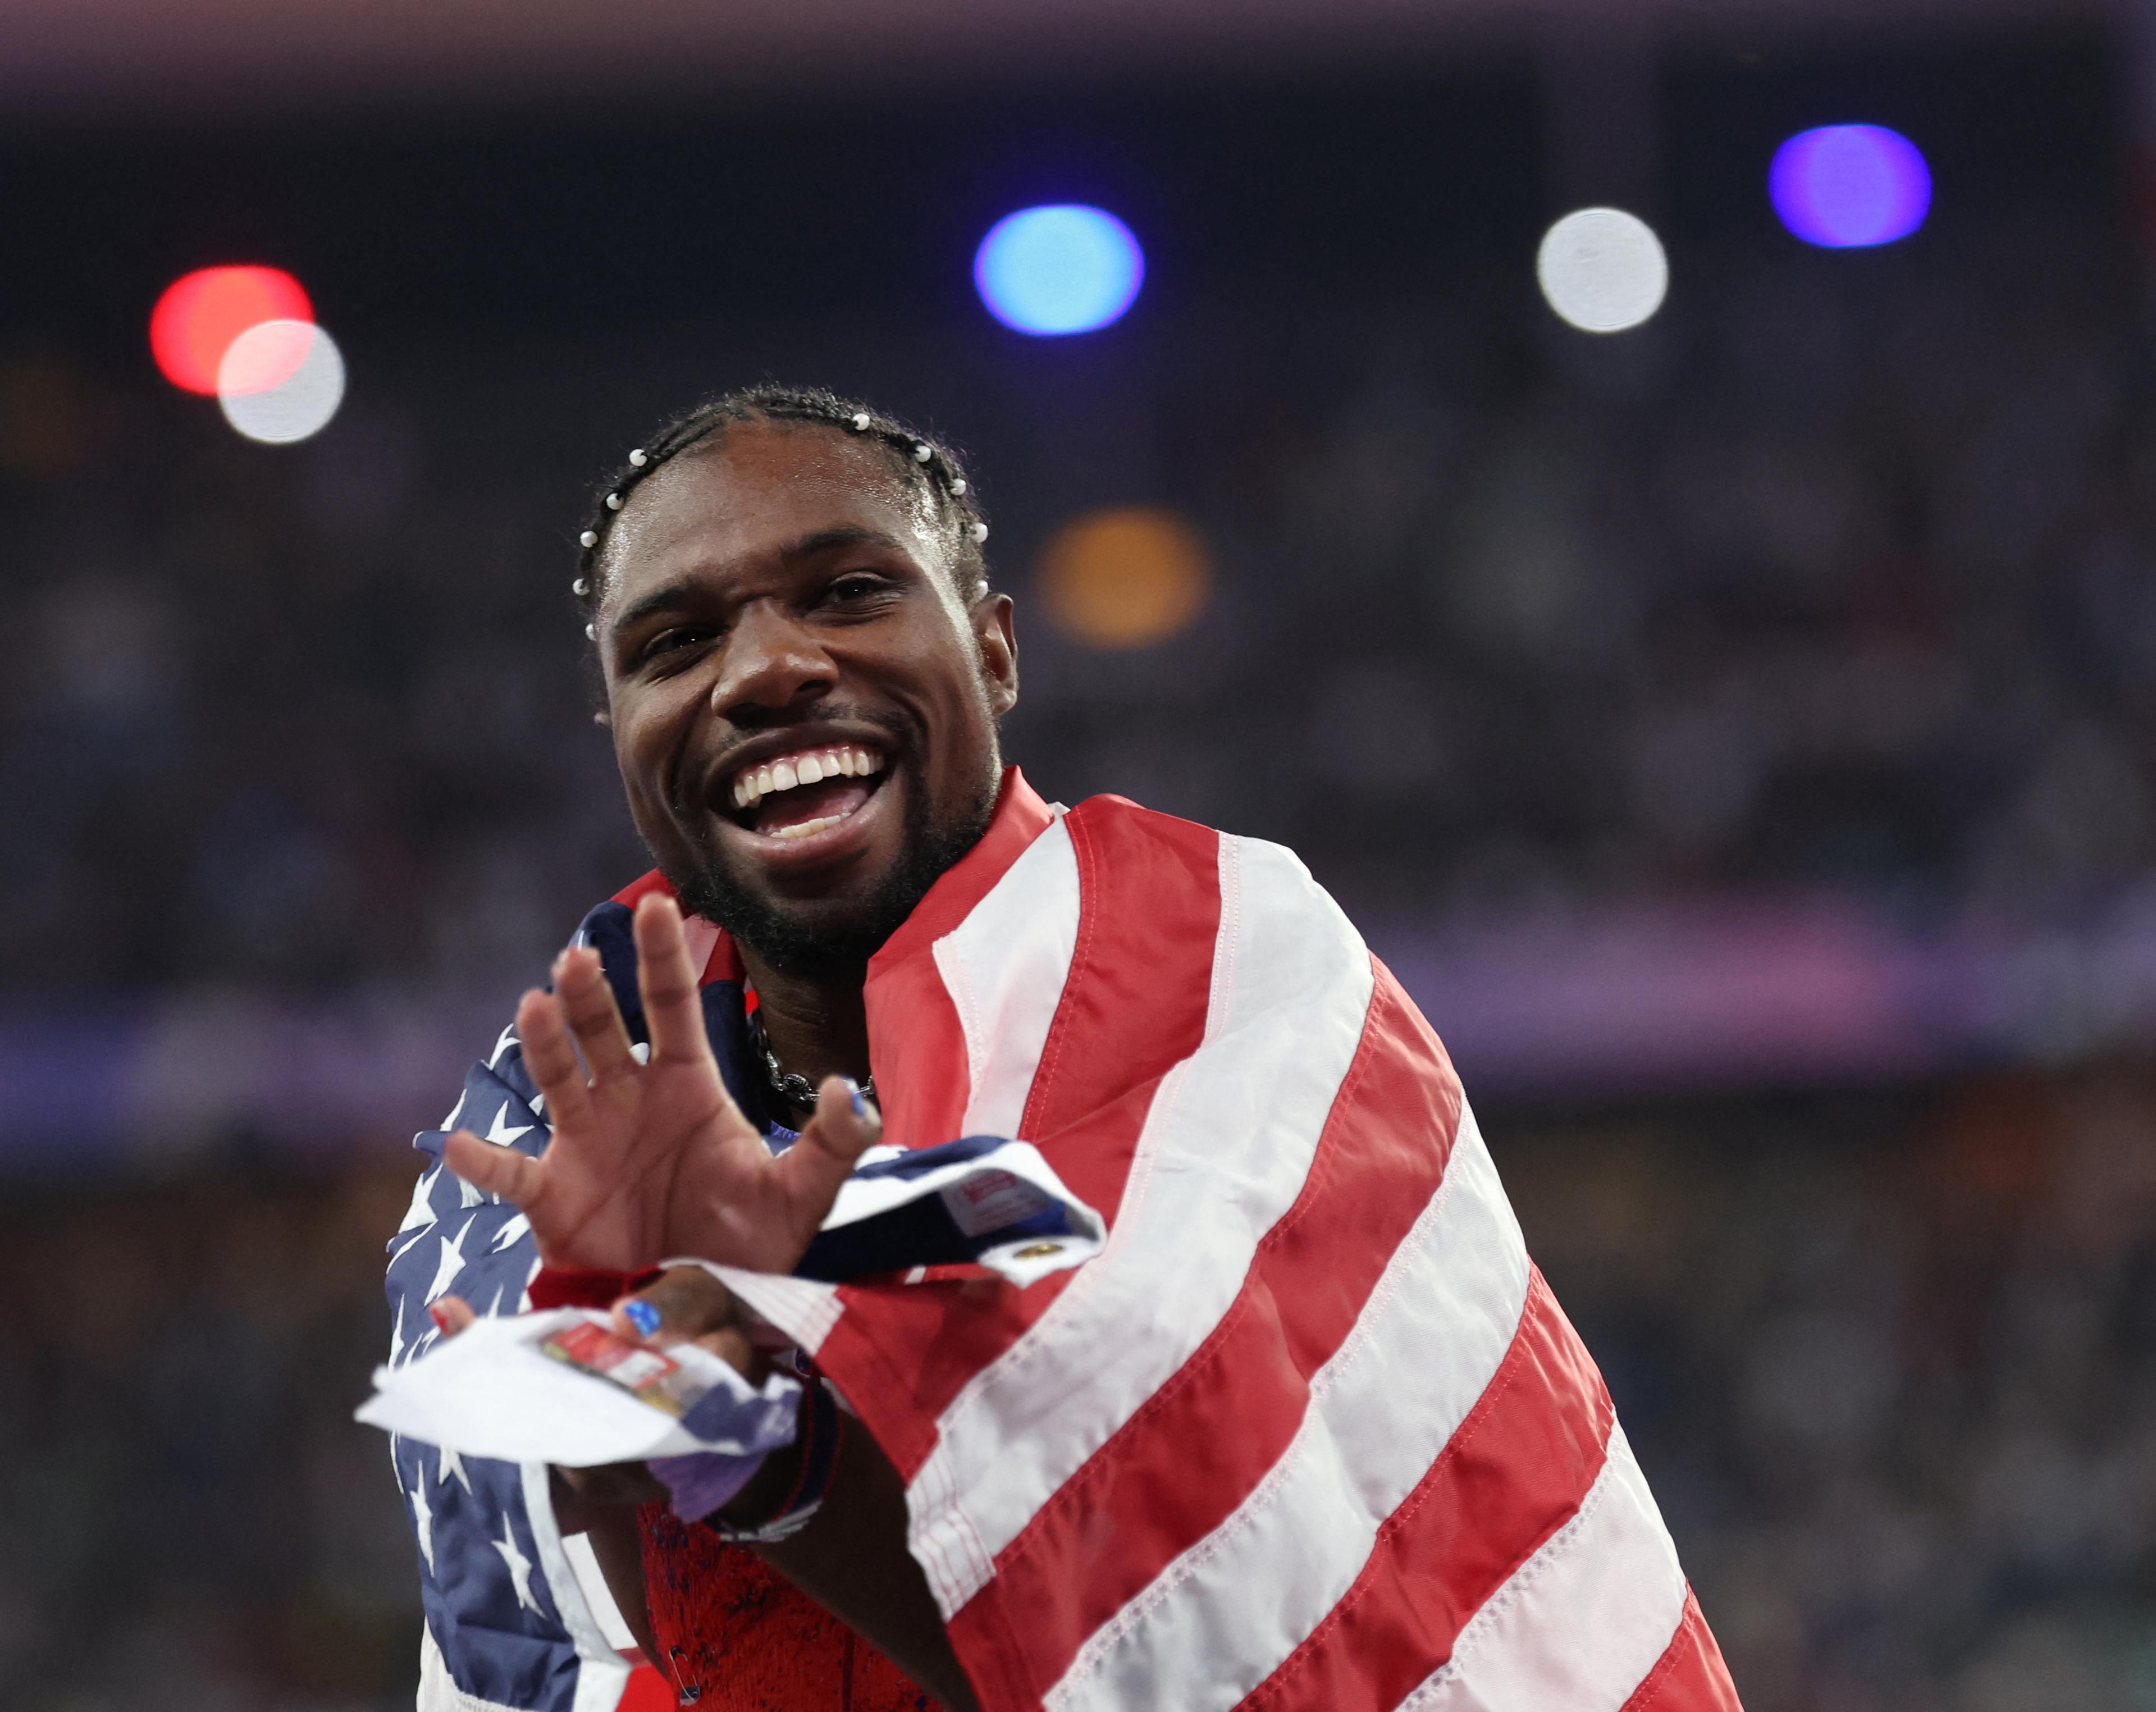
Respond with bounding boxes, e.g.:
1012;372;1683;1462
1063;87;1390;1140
217;319;345;444
1536;208;1669;334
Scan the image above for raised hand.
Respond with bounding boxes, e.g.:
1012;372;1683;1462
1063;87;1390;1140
443;893;877;1274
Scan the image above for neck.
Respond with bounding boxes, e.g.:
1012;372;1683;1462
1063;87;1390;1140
740;948;874;1097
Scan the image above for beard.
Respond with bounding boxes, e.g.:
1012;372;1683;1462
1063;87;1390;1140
665;722;1001;980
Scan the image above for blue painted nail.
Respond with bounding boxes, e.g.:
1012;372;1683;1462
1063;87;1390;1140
846;1077;866;1117
622;1298;661;1339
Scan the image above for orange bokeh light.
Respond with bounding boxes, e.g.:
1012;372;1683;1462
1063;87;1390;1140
1037;506;1213;649
149;266;313;395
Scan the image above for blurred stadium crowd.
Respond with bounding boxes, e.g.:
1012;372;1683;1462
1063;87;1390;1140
1;206;2149;1001
1;74;2153;1712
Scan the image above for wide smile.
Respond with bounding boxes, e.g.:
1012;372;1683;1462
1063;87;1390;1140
711;739;897;868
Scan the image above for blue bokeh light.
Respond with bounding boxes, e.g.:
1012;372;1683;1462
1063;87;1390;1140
1770;125;1932;249
974;205;1144;335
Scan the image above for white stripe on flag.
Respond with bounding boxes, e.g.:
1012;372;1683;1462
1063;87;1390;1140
1043;1113;1531;1712
697;1265;844;1356
935;814;1081;1144
908;836;1374;1618
1403;1425;1688;1712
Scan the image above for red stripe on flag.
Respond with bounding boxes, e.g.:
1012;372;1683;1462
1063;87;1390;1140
609;869;675;909
865;770;1058;1153
1619;1588;1744;1712
1236;1272;1614;1712
821;797;1222;1479
957;967;1461;1699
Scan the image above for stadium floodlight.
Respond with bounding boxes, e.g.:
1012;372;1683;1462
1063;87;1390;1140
1536;208;1669;334
150;266;313;394
218;321;346;444
1770;125;1931;248
974;204;1145;336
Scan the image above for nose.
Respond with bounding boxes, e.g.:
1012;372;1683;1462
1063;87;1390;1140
709;599;836;722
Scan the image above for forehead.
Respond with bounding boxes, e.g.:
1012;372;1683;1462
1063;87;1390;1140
599;423;942;603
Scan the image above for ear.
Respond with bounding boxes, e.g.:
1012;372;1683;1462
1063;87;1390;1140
972;592;1018;717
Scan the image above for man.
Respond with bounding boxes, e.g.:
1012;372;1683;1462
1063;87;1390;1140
384;385;1743;1712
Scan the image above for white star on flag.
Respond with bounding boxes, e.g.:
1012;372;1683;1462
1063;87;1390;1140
494;1515;541;1615
491;1213;531;1253
388;1298;408;1366
397;1165;442;1235
409;1476;435;1573
442;1088;468;1131
487;1024;519;1070
425;1215;476;1305
483;1101;534;1148
437;1444;472;1494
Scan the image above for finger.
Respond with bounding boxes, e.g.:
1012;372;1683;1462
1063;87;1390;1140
611;1272;764;1381
444;1127;547;1208
610;1263;737;1345
690;1325;766;1381
552;944;641;1088
779;1075;882;1226
428;1295;477;1338
633;893;718;1069
513;988;597;1136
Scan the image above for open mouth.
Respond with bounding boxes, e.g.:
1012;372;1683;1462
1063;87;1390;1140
725;743;889;840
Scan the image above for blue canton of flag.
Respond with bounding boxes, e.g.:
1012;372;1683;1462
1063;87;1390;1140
381;893;747;1711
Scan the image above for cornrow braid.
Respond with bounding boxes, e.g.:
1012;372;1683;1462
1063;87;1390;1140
570;384;991;640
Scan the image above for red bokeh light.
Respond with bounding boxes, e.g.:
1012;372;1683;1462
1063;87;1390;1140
149;266;313;395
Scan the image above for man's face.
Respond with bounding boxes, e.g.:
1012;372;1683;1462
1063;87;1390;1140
593;424;1018;975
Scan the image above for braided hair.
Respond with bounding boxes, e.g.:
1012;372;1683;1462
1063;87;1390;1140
570;385;991;638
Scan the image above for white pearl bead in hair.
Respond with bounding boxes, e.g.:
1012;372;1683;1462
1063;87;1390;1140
628;449;647;467
585;623;597;640
951;478;967;495
969;522;989;544
572;578;590;596
913;443;932;463
606;493;623;510
850;413;871;431
579;530;599;548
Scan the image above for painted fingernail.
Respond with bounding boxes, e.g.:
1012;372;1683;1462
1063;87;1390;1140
428;1303;455;1335
622;1298;662;1339
846;1077;866;1117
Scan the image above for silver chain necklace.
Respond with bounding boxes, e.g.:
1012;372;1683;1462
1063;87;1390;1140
748;1007;873;1113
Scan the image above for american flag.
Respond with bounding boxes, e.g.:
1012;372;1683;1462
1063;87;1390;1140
386;770;1742;1711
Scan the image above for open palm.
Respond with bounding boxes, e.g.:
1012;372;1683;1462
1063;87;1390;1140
444;893;875;1275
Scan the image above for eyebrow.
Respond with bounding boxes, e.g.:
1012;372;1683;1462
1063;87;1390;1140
607;524;911;639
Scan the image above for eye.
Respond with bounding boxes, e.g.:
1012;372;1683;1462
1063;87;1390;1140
826;572;890;603
637;624;716;665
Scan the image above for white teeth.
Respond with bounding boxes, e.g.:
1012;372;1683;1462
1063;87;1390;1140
730;745;886;811
769;813;845;840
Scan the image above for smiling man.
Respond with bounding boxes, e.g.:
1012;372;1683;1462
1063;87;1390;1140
382;386;1743;1712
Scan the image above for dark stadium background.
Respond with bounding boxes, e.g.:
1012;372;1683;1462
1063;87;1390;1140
2;4;2153;1706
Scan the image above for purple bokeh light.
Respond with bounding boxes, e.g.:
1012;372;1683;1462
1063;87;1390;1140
1769;125;1931;249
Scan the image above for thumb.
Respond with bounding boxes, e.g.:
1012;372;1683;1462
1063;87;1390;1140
443;1129;545;1208
779;1075;881;1222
